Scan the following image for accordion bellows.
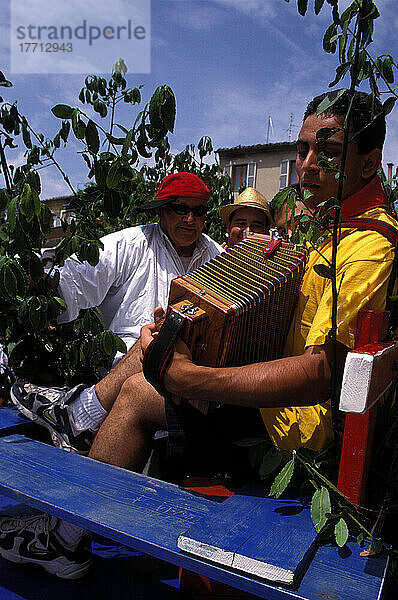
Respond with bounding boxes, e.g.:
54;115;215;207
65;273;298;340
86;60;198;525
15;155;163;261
168;235;307;369
143;234;307;412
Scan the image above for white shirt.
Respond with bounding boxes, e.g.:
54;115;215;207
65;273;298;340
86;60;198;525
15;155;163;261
58;223;222;350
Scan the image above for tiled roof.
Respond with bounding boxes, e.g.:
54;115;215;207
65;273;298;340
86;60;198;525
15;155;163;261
43;194;73;203
217;141;296;155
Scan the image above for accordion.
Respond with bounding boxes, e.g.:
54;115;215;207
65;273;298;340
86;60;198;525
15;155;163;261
143;234;307;413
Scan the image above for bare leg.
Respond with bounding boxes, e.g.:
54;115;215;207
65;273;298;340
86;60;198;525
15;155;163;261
89;372;167;471
94;340;143;413
94;307;165;414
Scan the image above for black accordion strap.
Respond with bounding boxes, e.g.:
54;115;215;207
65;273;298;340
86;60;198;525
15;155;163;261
142;309;187;398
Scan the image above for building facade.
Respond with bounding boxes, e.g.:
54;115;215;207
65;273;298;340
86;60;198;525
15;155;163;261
217;142;297;202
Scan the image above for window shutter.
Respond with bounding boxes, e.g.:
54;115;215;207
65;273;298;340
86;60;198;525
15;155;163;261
279;159;288;189
224;163;232;179
247;162;257;187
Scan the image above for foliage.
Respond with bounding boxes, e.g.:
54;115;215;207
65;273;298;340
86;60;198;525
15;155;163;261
265;0;398;559
0;62;179;393
0;60;232;398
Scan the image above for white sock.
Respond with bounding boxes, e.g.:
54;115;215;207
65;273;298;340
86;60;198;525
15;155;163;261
68;385;108;433
57;520;88;547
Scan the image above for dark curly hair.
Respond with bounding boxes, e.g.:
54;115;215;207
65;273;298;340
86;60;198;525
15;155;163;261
303;91;385;155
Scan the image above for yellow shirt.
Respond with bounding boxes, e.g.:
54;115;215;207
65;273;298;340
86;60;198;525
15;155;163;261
260;207;398;452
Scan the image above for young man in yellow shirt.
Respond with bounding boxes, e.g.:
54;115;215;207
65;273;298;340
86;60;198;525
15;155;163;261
2;91;397;579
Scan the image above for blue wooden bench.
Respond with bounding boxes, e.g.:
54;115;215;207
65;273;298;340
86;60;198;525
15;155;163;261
0;432;391;600
0;311;395;599
0;405;34;437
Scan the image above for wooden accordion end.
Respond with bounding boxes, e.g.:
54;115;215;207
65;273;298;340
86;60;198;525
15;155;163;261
143;234;307;413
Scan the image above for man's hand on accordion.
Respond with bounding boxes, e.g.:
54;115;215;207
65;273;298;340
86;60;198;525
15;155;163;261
140;306;194;401
140;306;165;362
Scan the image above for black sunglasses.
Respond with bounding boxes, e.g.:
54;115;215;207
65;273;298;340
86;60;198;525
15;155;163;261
168;201;208;217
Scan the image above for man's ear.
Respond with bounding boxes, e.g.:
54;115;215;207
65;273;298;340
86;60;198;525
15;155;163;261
361;148;382;179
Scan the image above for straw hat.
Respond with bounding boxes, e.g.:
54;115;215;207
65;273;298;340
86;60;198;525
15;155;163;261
219;187;271;224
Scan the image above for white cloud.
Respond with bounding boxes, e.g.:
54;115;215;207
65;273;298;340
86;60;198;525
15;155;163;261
39;166;73;199
166;3;225;31
212;0;277;21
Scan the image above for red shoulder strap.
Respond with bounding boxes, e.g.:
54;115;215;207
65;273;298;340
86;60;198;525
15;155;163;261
340;217;398;246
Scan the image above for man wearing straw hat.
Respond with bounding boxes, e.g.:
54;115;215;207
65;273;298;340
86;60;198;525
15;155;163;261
219;187;272;247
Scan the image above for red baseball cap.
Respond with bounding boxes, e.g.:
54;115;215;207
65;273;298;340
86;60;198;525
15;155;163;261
138;172;210;211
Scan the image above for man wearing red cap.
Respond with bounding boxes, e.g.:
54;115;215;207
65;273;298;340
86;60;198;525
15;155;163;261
11;172;221;456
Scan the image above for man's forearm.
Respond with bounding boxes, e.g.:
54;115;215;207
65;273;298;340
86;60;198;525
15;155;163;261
165;346;334;409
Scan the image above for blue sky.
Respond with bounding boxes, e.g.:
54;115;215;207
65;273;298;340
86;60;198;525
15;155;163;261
1;0;398;198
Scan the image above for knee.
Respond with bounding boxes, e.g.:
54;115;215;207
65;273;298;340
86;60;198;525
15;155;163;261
113;373;166;431
117;375;144;411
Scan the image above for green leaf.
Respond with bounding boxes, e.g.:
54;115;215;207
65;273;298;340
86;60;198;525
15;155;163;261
21;120;32;149
259;447;284;478
3;263;18;299
315;0;325;14
72;110;86;140
313;264;333;279
323;23;338;54
136;133;152;159
367;538;383;556
316;127;339;144
29;252;44;281
27;145;40;166
297;0;308;16
113;333;127;354
269;457;295;498
0;188;9;212
39;203;53;235
53;132;61;149
103;189;121;218
6;197;17;231
334;517;349;547
317;154;339;174
60;120;70;143
149;85;176;134
382;56;394;84
51;104;74;119
82;152;92;169
329;62;351;87
307;224;322;245
86;243;99;267
101;330;116;357
122;129;134;156
19;183;35;222
85;119;100;154
98;101;107;118
357;532;365;547
132;87;141;104
28;296;42;330
311;486;331;533
106;160;122;189
316;89;347;115
50;296;67;312
105;133;125;145
383;97;396;116
270;187;298;212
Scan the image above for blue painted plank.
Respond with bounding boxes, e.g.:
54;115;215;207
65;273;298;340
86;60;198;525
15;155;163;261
0;435;389;600
0;406;31;436
179;491;318;584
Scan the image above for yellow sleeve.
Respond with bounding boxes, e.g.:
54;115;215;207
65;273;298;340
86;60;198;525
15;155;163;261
306;253;394;350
